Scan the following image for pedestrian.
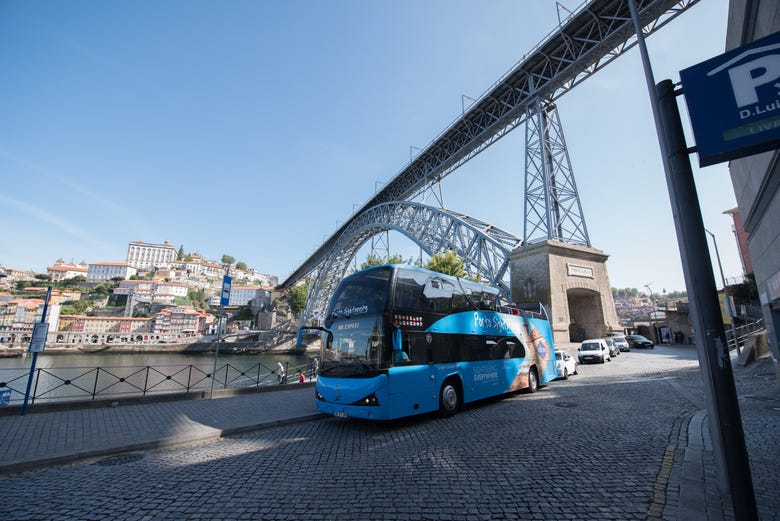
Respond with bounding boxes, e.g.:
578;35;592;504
311;357;319;379
276;362;286;384
298;371;305;383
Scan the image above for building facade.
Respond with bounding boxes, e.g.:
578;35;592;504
126;240;177;271
47;261;88;282
87;262;137;283
152;306;207;336
725;0;780;363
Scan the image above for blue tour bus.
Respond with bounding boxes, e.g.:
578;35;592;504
304;264;557;420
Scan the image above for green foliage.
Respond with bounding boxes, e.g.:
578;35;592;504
62;276;87;287
236;261;247;271
91;281;118;297
360;253;413;270
187;288;209;310
35;274;52;281
732;273;758;304
62;300;90;314
221;254;235;265
612;287;639;299
232;306;254;321
183;254;193;262
290;283;309;314
178;245;185;260
425;251;466;278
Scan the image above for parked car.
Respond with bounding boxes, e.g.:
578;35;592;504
604;337;619;357
626;334;654;349
612;335;630;352
555;350;578;379
578;338;611;364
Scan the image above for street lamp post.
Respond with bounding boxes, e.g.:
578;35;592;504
705;229;741;355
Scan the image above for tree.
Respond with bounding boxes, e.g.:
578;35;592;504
236;261;247;271
177;245;185;260
62;275;87;287
221;254;235;265
186;288;209;310
732;272;758;304
35;274;52;282
290;283;309;314
425;251;467;278
360;253;412;270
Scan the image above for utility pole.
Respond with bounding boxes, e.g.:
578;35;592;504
706;228;741;355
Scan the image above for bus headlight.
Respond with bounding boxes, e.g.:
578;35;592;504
352;393;380;406
315;390;324;401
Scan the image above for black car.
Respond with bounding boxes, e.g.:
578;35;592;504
626;334;654;349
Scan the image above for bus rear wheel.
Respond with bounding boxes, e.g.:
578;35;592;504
526;368;539;393
439;380;460;417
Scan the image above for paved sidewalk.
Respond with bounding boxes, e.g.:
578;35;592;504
0;383;323;474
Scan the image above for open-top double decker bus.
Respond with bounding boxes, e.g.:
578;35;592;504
302;264;557;420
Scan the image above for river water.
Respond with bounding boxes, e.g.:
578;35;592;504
0;350;317;405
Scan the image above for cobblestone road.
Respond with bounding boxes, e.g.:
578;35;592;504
0;345;776;520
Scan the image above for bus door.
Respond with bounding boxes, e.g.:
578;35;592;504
388;330;438;417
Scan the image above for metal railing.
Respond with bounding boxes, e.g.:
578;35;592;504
0;360;316;406
726;318;765;352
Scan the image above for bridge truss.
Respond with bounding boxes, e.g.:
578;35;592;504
279;0;701;324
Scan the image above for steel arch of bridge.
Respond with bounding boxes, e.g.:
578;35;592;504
301;202;522;326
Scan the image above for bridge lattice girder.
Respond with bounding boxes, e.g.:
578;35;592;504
301;202;522;326
280;0;699;290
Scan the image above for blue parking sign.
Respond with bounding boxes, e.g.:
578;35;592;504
220;275;232;306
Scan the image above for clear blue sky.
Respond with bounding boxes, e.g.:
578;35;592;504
1;0;738;293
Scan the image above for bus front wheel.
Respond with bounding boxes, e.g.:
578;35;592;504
439;380;460;417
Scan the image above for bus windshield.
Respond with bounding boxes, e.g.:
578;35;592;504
321;267;392;377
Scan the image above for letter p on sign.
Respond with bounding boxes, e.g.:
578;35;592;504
728;54;780;107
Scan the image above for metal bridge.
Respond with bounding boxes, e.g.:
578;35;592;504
279;0;700;325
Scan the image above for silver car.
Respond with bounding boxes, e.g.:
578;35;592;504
612;335;630;352
604;337;620;357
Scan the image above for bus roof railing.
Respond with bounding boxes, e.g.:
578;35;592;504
501;301;549;321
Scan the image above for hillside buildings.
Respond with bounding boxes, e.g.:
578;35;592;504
0;238;278;347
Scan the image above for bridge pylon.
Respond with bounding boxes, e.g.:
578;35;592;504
523;96;590;247
513;97;619;345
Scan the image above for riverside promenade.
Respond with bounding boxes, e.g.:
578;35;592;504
0;349;778;521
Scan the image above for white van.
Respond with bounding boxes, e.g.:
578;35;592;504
578;338;611;364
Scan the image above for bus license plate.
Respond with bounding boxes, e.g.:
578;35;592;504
334;411;348;418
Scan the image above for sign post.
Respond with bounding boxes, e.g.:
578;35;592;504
656;79;758;521
21;286;52;416
210;274;232;398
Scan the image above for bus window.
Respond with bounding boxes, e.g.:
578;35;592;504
423;277;454;314
393;270;428;311
407;332;430;364
462;336;489;361
493;337;525;359
431;334;459;363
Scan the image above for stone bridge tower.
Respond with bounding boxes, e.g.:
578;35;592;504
511;100;619;344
